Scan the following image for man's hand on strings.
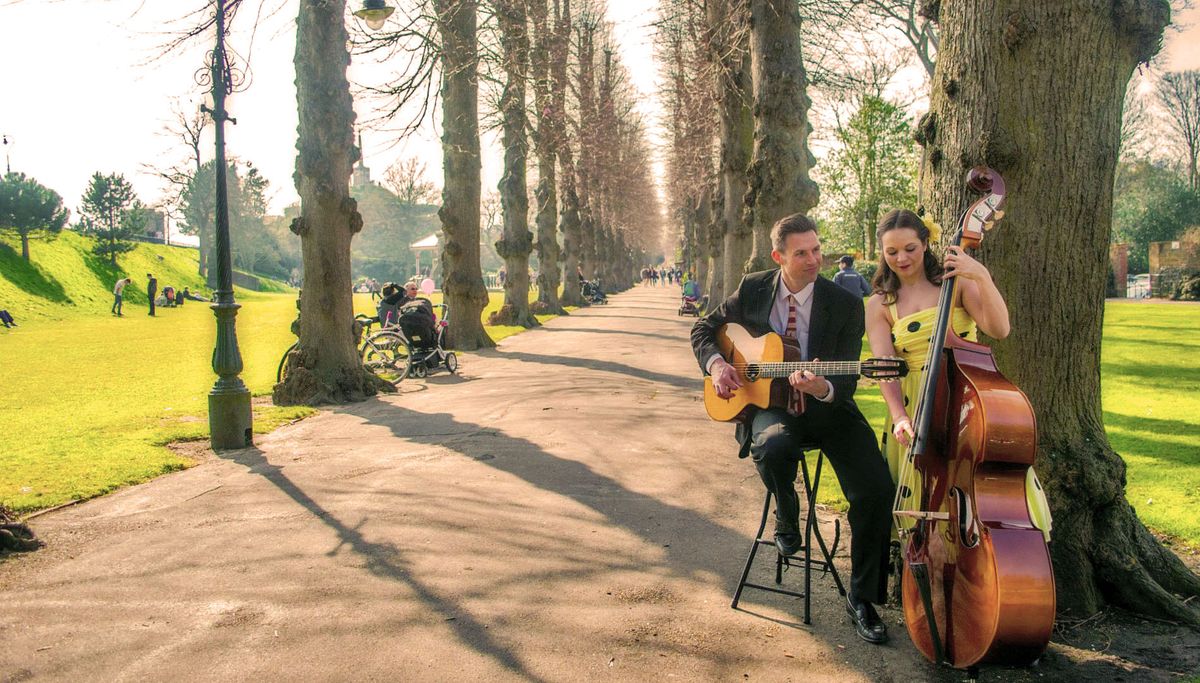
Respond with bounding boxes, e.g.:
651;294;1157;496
789;359;830;399
711;358;744;399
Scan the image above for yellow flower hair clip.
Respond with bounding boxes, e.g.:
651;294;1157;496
920;212;942;243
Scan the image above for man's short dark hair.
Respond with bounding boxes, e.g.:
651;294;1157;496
770;213;818;251
839;255;854;266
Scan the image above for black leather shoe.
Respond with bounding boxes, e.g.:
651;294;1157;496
774;532;802;557
846;596;889;644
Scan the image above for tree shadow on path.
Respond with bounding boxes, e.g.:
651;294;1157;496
491;349;701;391
337;400;825;604
215;445;545;682
530;326;687;344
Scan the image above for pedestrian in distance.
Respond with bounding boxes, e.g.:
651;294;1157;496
147;273;158;316
112;277;132;316
833;255;872;298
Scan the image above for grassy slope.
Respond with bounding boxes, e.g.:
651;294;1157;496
0;231;289;323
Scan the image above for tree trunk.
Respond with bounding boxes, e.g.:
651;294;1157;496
530;0;564;313
553;0;583;307
743;0;819;272
493;0;538;327
691;210;705;292
558;146;583;305
198;233;208;277
20;234;29;260
436;0;494;350
703;191;724;308
274;0;388;406
574;16;598;281
713;0;753;294
601;224;619;290
920;0;1197;625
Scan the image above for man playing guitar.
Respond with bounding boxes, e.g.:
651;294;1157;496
691;213;895;645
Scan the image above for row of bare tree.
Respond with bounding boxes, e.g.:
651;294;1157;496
487;0;661;328
658;0;819;308
274;0;661;406
657;0;1200;628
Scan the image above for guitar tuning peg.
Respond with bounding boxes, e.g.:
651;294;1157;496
993;210;1005;221
983;220;995;231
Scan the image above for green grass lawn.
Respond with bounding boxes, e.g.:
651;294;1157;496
814;300;1200;547
1099;302;1200;544
0;233;567;514
0;288;566;514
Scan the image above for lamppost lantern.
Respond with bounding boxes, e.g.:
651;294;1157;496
354;0;395;30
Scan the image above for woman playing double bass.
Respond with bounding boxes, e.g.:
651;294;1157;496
863;208;1051;540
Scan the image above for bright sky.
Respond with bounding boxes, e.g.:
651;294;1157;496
0;1;1196;237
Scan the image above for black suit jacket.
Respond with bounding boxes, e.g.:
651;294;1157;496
690;269;868;457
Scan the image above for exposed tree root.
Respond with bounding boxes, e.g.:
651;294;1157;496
1;506;42;553
1093;498;1200;628
273;351;394;407
530;300;567;316
487;304;541;328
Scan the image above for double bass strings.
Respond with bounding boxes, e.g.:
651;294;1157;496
892;230;960;534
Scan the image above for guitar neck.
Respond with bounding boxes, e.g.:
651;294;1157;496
741;361;864;379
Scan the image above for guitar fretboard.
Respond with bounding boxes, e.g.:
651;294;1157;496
730;362;865;379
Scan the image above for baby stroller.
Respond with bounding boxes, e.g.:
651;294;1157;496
397;299;458;378
581;279;608;304
678;280;706;316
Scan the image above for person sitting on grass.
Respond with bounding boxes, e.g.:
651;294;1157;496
182;287;208;302
0;309;16;328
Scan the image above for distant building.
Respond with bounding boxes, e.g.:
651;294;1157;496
1148;235;1199;297
352;131;373;190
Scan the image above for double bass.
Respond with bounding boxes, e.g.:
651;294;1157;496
894;167;1055;671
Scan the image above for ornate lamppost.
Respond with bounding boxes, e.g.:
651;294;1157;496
199;0;252;450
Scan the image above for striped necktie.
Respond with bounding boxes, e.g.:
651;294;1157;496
784;295;798;342
784;295;804;415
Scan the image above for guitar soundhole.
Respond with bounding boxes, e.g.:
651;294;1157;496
745;364;760;381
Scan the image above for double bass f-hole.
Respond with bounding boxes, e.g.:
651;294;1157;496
950;487;979;548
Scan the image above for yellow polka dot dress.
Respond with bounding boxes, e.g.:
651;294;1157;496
883;304;1052;541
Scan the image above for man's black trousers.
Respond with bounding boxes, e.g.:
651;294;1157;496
749;406;894;605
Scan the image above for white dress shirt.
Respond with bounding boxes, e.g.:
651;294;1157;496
770;278;815;355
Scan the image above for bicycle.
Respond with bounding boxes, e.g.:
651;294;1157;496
360;321;413;383
276;314;412;384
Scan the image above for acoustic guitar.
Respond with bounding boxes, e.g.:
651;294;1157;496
703;323;907;422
